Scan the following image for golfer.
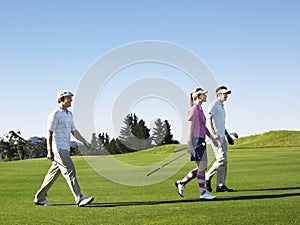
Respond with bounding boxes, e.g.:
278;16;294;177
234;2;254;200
34;90;94;206
175;88;216;200
205;86;235;192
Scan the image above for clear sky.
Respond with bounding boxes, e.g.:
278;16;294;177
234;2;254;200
1;0;299;142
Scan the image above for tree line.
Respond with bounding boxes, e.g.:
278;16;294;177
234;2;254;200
0;131;47;161
0;114;179;161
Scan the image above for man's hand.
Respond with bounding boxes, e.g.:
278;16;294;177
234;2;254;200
206;128;219;148
211;138;219;147
212;133;219;139
226;134;234;145
83;141;91;149
47;151;54;161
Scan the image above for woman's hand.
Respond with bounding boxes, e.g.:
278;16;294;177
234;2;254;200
187;140;194;153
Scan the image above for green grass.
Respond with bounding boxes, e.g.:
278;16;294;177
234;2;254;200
231;130;300;149
0;145;300;224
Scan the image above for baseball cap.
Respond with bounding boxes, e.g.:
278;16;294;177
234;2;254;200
216;86;231;95
57;90;74;99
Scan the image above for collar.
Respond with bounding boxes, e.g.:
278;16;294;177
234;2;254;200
193;104;203;111
57;106;69;113
216;100;224;107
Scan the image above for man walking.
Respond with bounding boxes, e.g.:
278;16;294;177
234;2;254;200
206;86;235;192
34;90;94;206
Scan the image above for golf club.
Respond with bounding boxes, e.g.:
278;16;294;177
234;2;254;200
146;152;187;177
54;159;67;168
147;143;203;176
173;146;188;153
230;132;239;139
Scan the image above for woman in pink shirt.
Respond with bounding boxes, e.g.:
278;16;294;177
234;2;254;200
175;88;216;200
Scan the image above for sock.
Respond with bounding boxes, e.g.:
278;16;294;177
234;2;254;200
197;170;206;195
180;168;198;186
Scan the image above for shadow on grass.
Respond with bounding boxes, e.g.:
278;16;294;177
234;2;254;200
86;191;300;208
52;203;77;206
51;186;300;207
236;186;300;192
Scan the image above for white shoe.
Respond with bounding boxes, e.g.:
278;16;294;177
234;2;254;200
175;181;185;198
77;196;94;207
34;200;54;206
200;192;216;200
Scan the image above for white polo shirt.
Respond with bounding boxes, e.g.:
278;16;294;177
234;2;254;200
47;107;76;153
208;100;226;137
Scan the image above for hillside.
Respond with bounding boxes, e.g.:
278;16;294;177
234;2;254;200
230;130;300;149
119;130;300;156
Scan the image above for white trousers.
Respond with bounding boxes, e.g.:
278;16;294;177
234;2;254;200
34;150;83;204
206;136;228;187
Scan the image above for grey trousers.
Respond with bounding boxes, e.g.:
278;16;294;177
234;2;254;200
34;150;83;204
206;136;228;187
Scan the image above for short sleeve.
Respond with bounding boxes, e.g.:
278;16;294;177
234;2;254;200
47;111;58;132
188;105;196;121
208;102;217;116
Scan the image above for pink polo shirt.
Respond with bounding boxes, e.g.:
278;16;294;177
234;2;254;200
188;104;206;138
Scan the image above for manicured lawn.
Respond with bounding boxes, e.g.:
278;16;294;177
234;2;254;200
0;146;299;224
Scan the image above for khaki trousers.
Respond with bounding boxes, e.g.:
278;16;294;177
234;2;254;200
34;150;83;204
206;136;228;187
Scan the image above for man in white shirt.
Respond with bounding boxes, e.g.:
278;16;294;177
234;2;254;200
206;86;235;192
34;90;94;206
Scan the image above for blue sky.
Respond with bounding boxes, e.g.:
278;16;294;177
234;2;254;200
1;0;299;141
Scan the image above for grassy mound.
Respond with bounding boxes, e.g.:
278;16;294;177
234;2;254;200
231;130;300;149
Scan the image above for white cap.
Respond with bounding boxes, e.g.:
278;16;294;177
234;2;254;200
57;90;74;99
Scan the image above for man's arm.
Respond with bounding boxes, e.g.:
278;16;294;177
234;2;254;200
206;127;218;147
208;113;218;138
71;130;90;148
47;131;54;161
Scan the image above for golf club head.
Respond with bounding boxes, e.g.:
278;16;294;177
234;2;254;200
230;132;239;139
